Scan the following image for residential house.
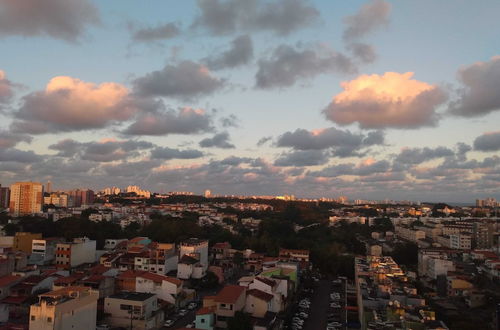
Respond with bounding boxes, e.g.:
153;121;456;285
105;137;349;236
104;292;163;330
135;272;182;306
214;285;246;329
29;286;99;330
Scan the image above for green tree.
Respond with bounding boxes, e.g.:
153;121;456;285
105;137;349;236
227;311;252;330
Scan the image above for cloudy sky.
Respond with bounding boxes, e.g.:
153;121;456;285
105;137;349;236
1;0;500;202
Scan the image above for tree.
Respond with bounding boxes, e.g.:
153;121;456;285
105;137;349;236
391;242;418;266
227;311;252;330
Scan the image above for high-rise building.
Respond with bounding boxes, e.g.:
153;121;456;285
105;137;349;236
9;182;43;216
45;181;52;193
67;189;94;207
0;185;10;209
44;192;69;208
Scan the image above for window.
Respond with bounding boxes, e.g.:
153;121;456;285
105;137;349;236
120;304;132;311
47;317;52;322
31;316;35;321
201;319;205;323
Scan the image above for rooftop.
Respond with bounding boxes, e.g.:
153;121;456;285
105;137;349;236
214;285;246;304
108;291;155;301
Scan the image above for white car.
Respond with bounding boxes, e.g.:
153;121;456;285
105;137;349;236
178;309;188;316
328;322;342;327
187;302;197;310
163;319;175;327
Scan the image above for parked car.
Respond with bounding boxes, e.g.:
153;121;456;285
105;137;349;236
163;319;175;327
187;302;197;310
178;309;188;316
96;325;110;330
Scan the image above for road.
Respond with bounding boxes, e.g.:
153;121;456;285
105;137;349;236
303;279;331;330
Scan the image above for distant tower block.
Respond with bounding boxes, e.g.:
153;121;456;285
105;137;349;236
46;181;52;193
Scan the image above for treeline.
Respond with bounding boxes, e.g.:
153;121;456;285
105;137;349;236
0;205;385;278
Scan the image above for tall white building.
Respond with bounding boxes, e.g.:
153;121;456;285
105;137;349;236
179;238;209;270
55;237;96;269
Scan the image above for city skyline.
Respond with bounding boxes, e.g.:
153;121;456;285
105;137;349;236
1;0;500;202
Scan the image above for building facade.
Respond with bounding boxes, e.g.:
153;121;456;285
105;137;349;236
9;182;43;216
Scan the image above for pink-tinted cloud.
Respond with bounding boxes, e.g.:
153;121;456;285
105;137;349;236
12;76;137;134
123;107;213;136
323;72;448;129
0;0;99;42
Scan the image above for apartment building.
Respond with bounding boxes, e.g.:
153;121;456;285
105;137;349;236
43;193;69;208
13;232;42;253
29;286;98;330
395;225;426;242
9;182;43;216
30;238;63;265
0;185;10;209
450;233;472;250
180;238;209;270
104;292;163;330
55;237;96;269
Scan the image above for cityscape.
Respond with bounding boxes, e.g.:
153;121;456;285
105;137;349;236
1;1;500;330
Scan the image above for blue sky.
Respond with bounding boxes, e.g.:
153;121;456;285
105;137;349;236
0;0;499;202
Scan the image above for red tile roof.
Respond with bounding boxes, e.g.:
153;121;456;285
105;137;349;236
0;275;21;288
117;270;147;280
214;285;246;304
213;242;231;249
196;306;216;315
54;274;84;285
247;289;273;302
1;295;29;304
138;272;182;286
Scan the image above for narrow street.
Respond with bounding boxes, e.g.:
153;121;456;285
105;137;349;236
304;279;331;330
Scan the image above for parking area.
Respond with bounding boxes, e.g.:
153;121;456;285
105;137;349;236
283;276;353;330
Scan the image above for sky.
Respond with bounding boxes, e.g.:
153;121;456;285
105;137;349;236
0;0;500;202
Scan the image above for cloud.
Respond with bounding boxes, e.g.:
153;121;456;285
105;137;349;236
0;70;15;104
0;148;42;163
342;0;391;42
132;60;224;100
275;127;384;157
473;131;500;152
204;35;253;70
449;56;500;117
255;44;356;89
11;76;137;134
310;158;391;177
130;22;180;42
151;147;204;160
274;150;328;167
48;139;81;157
257;136;272;146
394;146;455;165
199;132;235;149
49;139;154;162
192;0;319;36
323;72;448;129
346;42;377;64
0;130;32;149
219;114;239;128
123;107;213;136
0;0;99;42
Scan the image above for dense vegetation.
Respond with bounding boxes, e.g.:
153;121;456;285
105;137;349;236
0;202;409;279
